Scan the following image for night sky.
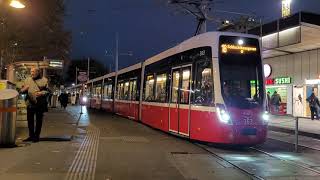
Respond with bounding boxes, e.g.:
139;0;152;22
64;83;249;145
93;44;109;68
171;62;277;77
64;0;320;70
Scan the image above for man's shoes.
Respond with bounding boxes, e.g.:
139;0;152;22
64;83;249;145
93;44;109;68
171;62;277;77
23;137;34;142
32;137;40;143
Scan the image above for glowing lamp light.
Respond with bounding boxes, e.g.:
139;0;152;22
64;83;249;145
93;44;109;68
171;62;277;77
238;39;244;45
82;96;88;103
262;112;270;121
282;0;291;18
217;107;231;124
72;83;75;86
264;64;272;78
262;111;270;125
10;0;26;9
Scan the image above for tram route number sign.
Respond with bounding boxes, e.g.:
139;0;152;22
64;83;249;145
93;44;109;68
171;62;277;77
78;71;88;82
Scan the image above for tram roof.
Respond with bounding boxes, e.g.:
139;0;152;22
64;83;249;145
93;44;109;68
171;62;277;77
143;31;258;66
247;12;320;59
117;63;142;75
102;72;116;79
88;76;104;83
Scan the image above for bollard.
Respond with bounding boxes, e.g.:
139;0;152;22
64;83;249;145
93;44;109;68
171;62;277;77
295;116;299;153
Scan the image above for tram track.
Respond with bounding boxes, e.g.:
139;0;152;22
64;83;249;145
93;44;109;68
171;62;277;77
250;146;320;175
194;141;320;180
194;143;265;180
267;136;320;152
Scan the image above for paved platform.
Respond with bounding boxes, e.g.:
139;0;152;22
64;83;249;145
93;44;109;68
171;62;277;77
0;106;252;180
269;115;320;139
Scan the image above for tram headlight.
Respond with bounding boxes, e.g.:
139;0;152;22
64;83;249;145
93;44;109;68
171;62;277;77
217;107;231;124
262;111;270;123
82;96;88;103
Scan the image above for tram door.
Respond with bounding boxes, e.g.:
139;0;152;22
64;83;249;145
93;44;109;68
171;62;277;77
169;65;191;136
128;79;137;119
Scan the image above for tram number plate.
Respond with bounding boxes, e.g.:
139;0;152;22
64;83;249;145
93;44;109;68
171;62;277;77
241;128;257;136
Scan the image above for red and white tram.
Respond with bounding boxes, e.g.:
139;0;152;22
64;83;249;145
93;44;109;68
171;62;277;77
77;32;269;145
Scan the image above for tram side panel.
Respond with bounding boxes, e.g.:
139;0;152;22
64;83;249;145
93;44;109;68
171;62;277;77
91;80;103;109
101;77;115;112
141;102;169;131
141;57;172;131
115;68;141;120
101;99;114;112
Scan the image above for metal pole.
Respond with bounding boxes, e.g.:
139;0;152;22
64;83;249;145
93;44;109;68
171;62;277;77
115;32;119;72
87;57;90;81
75;67;78;85
114;32;119;112
295;116;299;153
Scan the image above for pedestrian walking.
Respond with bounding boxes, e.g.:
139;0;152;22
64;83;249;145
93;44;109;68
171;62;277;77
271;91;281;114
266;91;271;112
59;91;69;109
20;67;48;142
306;92;320;120
71;92;76;105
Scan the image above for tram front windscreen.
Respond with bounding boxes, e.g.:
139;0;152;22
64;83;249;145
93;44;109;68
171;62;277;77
219;36;264;109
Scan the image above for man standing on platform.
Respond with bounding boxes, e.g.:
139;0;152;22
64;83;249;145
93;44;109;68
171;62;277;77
307;92;320;120
20;67;48;142
271;91;281;114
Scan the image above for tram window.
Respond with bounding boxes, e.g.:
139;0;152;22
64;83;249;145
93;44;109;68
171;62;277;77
124;81;130;100
180;69;191;104
145;75;155;101
130;80;137;101
194;61;214;106
104;85;108;99
171;70;179;103
92;86;95;97
107;84;112;99
96;86;101;98
117;84;120;99
155;74;167;102
117;83;124;100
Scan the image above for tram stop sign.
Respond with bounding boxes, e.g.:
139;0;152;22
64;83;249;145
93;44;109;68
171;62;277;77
78;72;88;82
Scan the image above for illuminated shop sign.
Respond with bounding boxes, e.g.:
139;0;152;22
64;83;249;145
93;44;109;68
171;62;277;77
266;77;292;85
221;44;257;54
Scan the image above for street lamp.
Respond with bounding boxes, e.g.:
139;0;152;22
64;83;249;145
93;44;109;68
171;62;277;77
9;0;25;9
0;0;26;79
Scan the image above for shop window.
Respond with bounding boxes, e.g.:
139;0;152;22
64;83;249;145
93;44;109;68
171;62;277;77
194;61;214;106
155;74;167;102
145;75;155;101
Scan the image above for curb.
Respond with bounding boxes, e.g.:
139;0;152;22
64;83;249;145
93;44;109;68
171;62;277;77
269;125;320;139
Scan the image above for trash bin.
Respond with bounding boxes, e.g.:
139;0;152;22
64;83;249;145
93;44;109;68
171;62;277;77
0;81;18;147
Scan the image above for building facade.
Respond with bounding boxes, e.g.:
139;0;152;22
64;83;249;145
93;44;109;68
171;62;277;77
247;12;320;117
264;49;320;117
